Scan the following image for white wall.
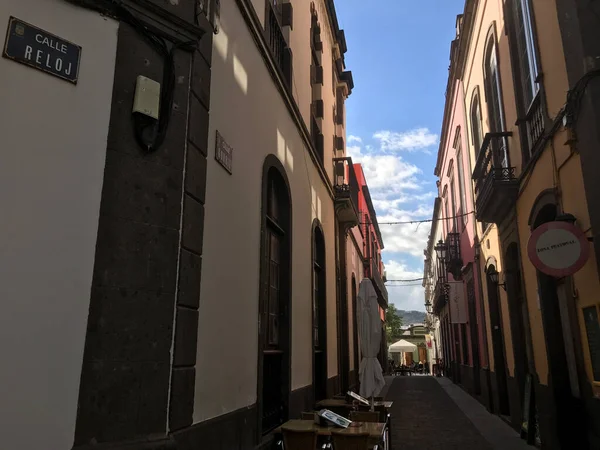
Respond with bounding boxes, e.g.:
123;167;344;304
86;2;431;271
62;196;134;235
0;2;118;448
194;0;338;423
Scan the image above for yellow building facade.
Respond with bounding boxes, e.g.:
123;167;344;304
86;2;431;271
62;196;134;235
441;0;600;448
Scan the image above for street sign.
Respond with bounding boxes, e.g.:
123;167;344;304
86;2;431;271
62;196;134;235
527;221;589;277
3;17;81;84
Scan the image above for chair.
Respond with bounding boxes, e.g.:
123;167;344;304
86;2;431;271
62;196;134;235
281;426;319;450
331;431;370;450
349;411;379;423
301;411;316;420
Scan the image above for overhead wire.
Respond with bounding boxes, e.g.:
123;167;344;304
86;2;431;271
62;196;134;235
362;210;473;225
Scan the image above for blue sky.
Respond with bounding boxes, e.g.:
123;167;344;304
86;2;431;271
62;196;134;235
336;0;465;311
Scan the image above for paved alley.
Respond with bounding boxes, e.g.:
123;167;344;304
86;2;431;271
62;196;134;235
385;376;531;450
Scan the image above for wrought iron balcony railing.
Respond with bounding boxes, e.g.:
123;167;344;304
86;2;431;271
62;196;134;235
267;5;292;86
333;157;360;227
472;132;519;224
368;257;388;309
524;91;544;153
445;232;463;280
432;278;448;316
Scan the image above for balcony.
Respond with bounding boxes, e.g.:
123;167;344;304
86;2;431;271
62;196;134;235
432;278;447;316
367;257;388;309
472;132;519;224
445;232;463;280
333;157;359;228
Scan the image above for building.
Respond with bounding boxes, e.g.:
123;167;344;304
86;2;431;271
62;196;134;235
426;0;600;448
0;1;387;449
354;163;389;371
423;198;444;368
433;47;491;405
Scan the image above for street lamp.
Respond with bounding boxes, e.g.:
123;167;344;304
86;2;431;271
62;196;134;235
434;240;447;260
488;268;506;291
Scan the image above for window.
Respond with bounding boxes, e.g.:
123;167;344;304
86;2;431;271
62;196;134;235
266;178;284;346
443;193;450;236
456;147;467;227
509;0;544;159
484;38;508;168
449;167;457;232
266;1;292;86
260;159;291;434
313;223;327;400
513;0;539;107
470;90;484;155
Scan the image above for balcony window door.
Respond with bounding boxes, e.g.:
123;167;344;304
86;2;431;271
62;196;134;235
449;167;458;233
509;0;544;160
513;0;539;107
484;39;508;168
471;90;484;154
312;223;327;402
456;147;468;228
259;162;291;436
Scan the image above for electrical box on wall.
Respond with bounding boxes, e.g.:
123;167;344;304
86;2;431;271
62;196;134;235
132;76;160;119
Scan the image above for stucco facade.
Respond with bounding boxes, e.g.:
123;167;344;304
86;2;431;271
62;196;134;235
430;0;600;447
0;2;118;448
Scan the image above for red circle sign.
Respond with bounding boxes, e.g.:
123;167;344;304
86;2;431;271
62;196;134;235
527;221;590;277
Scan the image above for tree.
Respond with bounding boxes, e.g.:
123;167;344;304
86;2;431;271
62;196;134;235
385;304;404;344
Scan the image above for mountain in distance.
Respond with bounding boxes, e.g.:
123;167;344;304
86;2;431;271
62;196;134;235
398;310;426;326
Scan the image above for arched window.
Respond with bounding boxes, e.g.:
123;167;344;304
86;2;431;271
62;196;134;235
508;0;544;159
259;156;291;435
483;33;508;168
312;221;327;401
470;88;484;154
512;0;539;107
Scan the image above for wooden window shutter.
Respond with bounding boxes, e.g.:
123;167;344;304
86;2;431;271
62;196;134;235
335;88;344;125
312;100;324;119
311;65;323;85
281;2;293;28
283;47;293;87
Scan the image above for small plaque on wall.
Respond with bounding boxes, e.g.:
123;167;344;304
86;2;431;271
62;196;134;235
215;130;233;174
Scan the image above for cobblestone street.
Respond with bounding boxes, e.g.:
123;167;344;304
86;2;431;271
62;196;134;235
384;376;531;450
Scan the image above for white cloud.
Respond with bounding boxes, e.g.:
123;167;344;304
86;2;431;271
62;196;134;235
373;128;438;152
385;260;423;281
347;135;435;257
348;135;362;144
385;260;426;311
389;284;426;311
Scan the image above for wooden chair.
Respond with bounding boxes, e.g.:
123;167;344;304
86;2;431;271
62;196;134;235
301;411;316;420
331;431;370;450
349;411;379;423
281;426;318;450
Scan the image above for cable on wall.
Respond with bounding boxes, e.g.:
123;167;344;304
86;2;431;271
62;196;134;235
67;0;200;153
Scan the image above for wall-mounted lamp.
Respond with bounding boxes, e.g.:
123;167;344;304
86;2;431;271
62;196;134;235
488;269;506;291
434;240;447;260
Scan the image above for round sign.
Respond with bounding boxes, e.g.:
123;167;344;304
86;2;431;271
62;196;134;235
527;221;590;277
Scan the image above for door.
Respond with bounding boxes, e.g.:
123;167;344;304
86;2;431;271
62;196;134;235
487;265;509;415
467;277;481;395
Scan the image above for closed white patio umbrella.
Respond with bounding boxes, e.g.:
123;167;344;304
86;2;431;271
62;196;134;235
357;278;385;406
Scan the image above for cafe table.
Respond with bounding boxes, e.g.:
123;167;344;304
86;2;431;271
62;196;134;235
316;398;393;409
274;419;386;447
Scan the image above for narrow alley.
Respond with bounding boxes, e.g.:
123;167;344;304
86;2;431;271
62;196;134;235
383;376;531;450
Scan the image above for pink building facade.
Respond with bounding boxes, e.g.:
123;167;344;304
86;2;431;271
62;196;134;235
353;163;388;369
433;79;490;400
